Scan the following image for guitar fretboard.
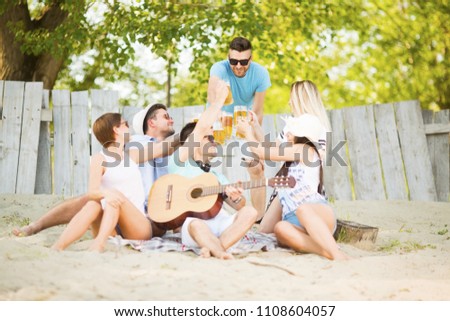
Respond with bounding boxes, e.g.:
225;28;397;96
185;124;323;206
200;179;268;197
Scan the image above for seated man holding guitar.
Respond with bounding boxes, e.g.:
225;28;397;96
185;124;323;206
153;77;257;259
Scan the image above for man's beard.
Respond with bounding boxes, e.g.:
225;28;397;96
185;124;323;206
164;128;176;138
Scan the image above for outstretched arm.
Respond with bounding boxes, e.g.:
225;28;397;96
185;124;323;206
178;77;228;163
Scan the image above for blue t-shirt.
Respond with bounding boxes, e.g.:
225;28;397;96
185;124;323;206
129;135;169;207
210;60;271;113
168;152;229;185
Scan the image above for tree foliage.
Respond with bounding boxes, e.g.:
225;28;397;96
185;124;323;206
0;1;448;111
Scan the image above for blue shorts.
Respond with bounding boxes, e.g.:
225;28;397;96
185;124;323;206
282;201;337;234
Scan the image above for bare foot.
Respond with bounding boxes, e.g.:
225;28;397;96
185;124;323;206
12;225;35;237
88;244;105;252
210;249;234;260
220;252;234;260
200;247;211;258
332;251;351;261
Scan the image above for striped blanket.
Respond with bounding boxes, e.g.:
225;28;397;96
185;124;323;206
109;231;287;255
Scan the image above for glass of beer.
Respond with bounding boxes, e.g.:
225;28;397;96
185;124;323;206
221;111;233;141
233;105;248;138
224;81;233;105
213;120;225;145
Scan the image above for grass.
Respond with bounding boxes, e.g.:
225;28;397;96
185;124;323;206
379;239;436;253
1;213;30;227
399;224;413;233
437;224;448;236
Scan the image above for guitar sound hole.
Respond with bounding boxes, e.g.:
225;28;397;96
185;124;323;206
191;188;203;199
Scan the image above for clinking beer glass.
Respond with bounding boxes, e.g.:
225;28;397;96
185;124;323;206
224;81;233;105
221;111;233;141
213;120;225;145
233;105;248;138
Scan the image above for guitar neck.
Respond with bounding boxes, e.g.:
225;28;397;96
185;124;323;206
201;179;268;197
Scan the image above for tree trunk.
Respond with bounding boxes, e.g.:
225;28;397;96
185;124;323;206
0;3;67;89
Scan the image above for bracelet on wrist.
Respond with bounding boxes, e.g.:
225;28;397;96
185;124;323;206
232;197;242;204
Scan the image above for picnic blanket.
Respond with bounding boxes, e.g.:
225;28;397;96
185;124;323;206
109;231;287;255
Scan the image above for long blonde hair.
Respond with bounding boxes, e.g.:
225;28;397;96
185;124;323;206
289;80;331;131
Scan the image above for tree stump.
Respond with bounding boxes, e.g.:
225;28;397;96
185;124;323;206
333;219;379;244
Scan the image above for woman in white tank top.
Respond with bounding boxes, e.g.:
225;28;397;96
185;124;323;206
52;112;166;252
237;113;348;260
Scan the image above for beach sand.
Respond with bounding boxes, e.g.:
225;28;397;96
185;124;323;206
0;194;449;300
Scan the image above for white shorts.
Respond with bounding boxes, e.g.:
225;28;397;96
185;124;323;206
181;209;235;247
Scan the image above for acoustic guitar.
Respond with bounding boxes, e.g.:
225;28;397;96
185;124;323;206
147;173;296;230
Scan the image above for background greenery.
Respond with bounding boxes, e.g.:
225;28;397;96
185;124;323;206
1;0;448;112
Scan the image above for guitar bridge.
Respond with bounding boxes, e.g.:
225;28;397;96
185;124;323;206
166;185;173;210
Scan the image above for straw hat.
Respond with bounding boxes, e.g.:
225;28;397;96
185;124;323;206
132;106;151;135
283;114;324;143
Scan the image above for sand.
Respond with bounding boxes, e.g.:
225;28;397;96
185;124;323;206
0;194;449;300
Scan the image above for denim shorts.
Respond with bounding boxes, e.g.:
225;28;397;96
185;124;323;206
282;201;337;234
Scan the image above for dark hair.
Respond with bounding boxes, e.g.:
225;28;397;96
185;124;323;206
277;137;324;194
229;37;252;52
143;103;167;134
180;122;197;144
93;113;122;148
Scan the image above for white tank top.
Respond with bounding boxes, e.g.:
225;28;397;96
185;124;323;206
100;151;146;215
277;152;326;218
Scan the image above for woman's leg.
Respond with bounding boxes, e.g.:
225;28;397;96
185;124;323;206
89;195;152;252
52;201;102;251
295;204;345;259
275;204;348;260
13;194;89;236
258;195;282;233
274;221;332;258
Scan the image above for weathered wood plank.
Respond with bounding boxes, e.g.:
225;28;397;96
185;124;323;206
322;110;334;199
424;123;450;135
0;81;25;193
53;90;72;196
16;82;43;194
374;103;408;200
71;91;90;196
0;81;4;156
180;105;204;125
395;100;436;201
40;109;52;121
35;90;52;194
328;109;352;200
344;105;385;200
423;110;449;202
275;114;285;139
91;90;119;154
169;107;185;134
122;106;142;135
0;80;4;115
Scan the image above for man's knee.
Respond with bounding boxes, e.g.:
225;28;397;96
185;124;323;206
188;219;207;234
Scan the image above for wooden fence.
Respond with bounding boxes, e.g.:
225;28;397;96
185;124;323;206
1;81;449;203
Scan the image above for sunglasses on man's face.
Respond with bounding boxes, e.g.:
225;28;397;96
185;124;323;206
228;57;251;66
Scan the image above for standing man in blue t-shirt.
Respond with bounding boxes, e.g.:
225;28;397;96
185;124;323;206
209;37;271;124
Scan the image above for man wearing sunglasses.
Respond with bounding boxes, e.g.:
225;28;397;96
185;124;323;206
209;37;271;124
